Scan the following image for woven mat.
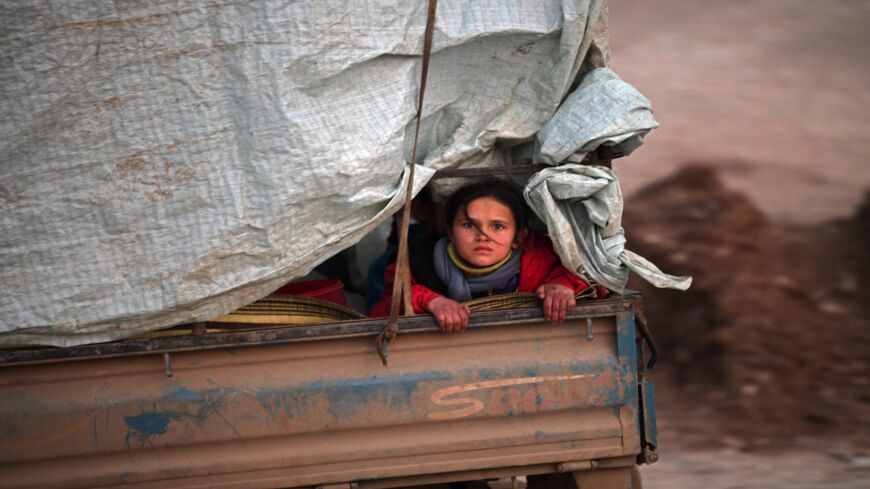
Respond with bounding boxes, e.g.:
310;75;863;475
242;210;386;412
130;295;365;339
463;287;598;312
211;295;365;325
133;287;598;339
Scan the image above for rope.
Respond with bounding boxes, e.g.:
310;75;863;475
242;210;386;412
376;0;438;366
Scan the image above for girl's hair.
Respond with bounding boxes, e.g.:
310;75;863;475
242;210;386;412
443;179;530;237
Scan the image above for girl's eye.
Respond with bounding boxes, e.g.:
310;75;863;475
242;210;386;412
492;223;505;230
461;222;474;229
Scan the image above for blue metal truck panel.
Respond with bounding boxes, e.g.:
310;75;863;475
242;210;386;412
0;296;652;489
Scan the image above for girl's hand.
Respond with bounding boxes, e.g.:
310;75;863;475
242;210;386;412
534;283;576;323
427;297;470;333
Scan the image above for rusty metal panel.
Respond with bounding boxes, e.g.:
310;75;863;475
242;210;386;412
0;310;641;489
642;380;658;449
615;311;641;454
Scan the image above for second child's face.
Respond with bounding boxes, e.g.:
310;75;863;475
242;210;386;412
450;197;520;267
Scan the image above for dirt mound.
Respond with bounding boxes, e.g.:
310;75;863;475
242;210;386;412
623;166;870;447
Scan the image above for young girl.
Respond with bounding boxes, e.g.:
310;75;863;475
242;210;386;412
368;179;597;332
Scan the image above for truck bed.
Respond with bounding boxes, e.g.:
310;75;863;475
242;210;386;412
0;293;653;489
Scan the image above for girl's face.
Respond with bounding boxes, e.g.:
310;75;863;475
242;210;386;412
449;196;521;267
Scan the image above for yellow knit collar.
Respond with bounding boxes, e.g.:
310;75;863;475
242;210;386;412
447;242;513;277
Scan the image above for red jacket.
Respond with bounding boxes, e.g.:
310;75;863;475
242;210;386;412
368;234;594;317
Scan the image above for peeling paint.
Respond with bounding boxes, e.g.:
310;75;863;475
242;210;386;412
299;370;451;419
124;411;177;436
164;387;204;402
477;368;496;380
255;387;304;420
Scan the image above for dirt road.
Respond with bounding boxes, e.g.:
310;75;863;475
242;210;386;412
607;2;870;487
610;0;870;225
641;444;870;489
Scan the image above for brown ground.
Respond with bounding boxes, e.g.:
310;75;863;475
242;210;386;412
608;1;870;486
624;167;870;485
625;166;870;443
610;0;870;225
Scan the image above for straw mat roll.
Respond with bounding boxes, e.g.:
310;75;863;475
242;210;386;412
464;287;598;312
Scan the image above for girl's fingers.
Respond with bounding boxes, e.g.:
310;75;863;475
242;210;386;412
537;285;578;323
431;301;472;333
446;313;457;333
560;296;575;322
451;309;465;333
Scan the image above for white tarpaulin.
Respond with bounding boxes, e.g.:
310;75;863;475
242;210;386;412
525;164;693;293
526;67;691;292
0;0;682;347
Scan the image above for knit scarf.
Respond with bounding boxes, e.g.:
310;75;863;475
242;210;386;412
432;237;522;302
